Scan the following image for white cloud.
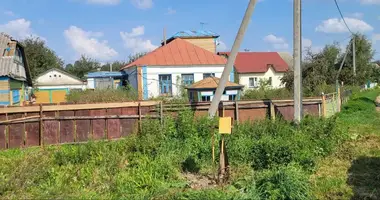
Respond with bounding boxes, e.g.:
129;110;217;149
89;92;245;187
350;12;363;19
0;18;37;40
86;0;120;5
166;7;176;15
64;26;118;61
264;34;289;49
373;34;380;44
302;37;323;53
3;10;15;16
131;0;153;9
216;40;227;52
315;17;373;33
120;26;157;53
360;0;380;5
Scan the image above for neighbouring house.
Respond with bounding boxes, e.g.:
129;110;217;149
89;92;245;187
0;33;33;106
121;38;235;100
218;52;289;89
86;71;127;90
186;77;244;102
33;68;86;103
162;30;220;53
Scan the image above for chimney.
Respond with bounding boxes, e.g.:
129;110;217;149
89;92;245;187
163;27;167;46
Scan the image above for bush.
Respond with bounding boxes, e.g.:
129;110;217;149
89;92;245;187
66;88;138;103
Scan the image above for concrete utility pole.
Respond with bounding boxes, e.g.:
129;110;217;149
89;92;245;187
353;36;356;77
293;0;302;123
208;0;257;117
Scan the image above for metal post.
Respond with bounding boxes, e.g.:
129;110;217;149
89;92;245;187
208;0;257;117
293;0;302;123
353;36;356;77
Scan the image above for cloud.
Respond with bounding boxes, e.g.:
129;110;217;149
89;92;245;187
166;7;176;15
263;34;289;49
216;40;227;52
373;33;380;44
86;0;120;5
130;0;153;9
3;10;15;16
120;26;157;53
64;26;118;60
349;12;363;19
315;17;373;33
302;37;323;53
360;0;380;5
0;18;38;40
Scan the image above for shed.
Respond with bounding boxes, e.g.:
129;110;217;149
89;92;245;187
86;71;127;90
34;68;86;103
186;77;244;102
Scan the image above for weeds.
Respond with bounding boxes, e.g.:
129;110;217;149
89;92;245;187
66;88;138;103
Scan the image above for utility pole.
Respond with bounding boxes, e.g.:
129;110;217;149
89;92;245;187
293;0;302;123
353;36;356;77
208;0;257;117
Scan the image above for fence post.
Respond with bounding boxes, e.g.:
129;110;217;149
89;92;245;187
138;102;142;133
235;100;239;123
337;87;341;112
39;104;44;147
270;100;276;121
321;93;326;117
160;101;163;125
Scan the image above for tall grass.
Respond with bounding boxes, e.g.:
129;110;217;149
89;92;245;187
66;88;138;103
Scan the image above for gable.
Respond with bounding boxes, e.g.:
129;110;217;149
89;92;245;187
35;69;83;86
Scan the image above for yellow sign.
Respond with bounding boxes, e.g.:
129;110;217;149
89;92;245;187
219;117;232;134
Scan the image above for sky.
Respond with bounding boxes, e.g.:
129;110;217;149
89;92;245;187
0;0;379;64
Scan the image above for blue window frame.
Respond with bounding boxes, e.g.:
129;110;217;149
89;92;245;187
12;90;20;104
181;74;194;85
203;73;215;79
159;74;172;95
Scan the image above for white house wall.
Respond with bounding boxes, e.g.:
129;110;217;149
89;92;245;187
37;85;86;90
239;67;284;89
144;65;226;98
87;78;95;89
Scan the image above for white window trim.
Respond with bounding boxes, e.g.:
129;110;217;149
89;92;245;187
249;77;258;88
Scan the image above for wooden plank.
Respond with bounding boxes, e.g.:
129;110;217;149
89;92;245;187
0;114;6;149
121;107;138;137
0;101;159;114
59;110;75;143
25;112;39;147
8;113;24;148
91;109;106;140
75;110;90;142
43;111;59;145
107;108;121;139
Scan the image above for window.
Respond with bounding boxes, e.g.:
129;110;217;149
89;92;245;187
249;77;258;88
203;73;215;79
229;94;237;101
201;96;211;102
159;74;172;95
14;47;23;65
268;77;272;86
181;74;194;85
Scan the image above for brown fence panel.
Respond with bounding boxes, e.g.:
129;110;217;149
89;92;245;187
8;114;24;148
276;106;294;121
0;115;6;149
44;111;59;145
304;104;319;116
121;107;138;137
25;112;40;147
75;110;90;142
91;109;106;140
107;108;121;139
60;111;75;143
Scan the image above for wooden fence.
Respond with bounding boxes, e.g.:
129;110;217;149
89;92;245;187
0;97;329;150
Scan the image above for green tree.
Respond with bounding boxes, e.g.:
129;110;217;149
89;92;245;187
21;37;64;78
66;55;100;79
126;52;147;64
100;61;128;71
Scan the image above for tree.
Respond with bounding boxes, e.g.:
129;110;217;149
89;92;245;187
127;52;147;64
100;61;128;71
21;37;64;79
66;55;100;79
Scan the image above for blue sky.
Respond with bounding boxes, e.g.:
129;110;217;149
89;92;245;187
0;0;379;64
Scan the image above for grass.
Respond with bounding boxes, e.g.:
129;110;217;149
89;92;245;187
0;88;378;199
311;88;380;199
66;88;138;103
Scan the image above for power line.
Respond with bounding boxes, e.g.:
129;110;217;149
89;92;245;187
333;0;353;35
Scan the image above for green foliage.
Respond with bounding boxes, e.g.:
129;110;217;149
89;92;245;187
65;55;100;79
242;88;293;100
21;37;64;79
66;88;138;103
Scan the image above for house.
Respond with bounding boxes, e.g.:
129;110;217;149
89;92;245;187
218;52;289;89
33;68;86;103
186;77;244;102
162;30;220;53
121;38;234;100
0;33;33;106
86;71;127;90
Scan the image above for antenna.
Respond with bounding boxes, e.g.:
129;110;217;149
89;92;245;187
244;49;250;52
200;22;208;29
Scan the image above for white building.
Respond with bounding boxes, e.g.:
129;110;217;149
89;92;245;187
218;52;289;89
121;38;235;100
34;68;86;103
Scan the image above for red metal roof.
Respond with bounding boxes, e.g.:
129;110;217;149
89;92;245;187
122;38;227;69
218;52;289;73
